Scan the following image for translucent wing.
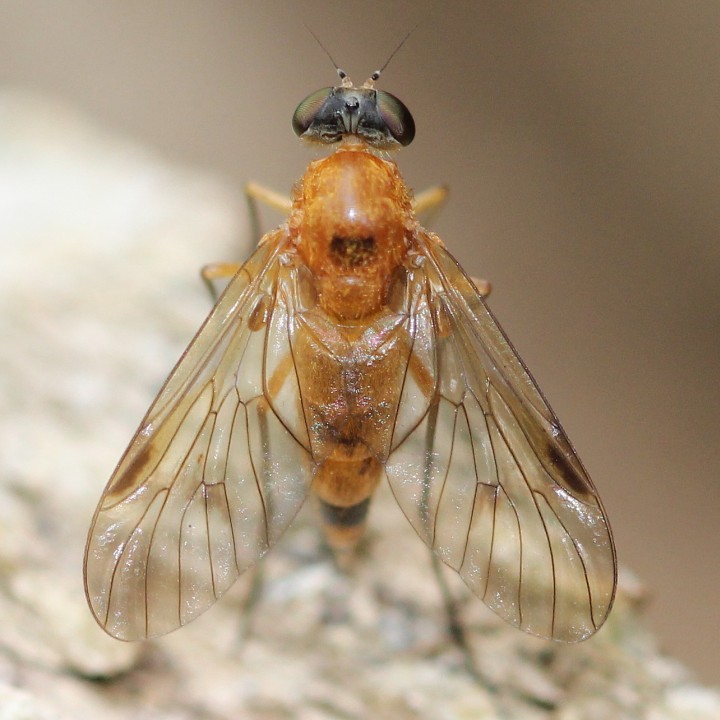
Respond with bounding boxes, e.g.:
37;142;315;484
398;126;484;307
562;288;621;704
84;230;316;640
386;232;617;641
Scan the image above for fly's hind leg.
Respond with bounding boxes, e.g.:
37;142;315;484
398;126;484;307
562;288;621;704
232;349;298;647
430;555;489;685
405;343;486;683
229;563;266;651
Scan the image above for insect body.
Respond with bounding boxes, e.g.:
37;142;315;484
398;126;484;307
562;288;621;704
84;73;616;644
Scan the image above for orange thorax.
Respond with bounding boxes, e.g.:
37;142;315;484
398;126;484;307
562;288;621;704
291;143;413;320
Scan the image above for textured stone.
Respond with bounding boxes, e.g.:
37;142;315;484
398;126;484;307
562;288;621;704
0;90;718;719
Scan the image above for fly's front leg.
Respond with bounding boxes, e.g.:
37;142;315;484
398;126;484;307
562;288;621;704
470;276;492;299
200;182;292;302
414;186;491;298
200;262;242;302
413;185;448;223
245;181;292;244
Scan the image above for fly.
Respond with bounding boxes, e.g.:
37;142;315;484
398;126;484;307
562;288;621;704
84;54;616;644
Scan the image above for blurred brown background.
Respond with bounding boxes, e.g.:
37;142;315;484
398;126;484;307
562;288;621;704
1;1;718;685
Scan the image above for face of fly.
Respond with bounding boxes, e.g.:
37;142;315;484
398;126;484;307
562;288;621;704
292;83;415;148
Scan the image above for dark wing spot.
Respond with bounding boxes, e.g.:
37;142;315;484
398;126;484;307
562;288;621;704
330;235;376;268
248;293;271;331
547;442;593;498
106;444;154;499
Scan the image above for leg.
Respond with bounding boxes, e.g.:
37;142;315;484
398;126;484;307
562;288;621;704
245;181;292;244
200;183;292;302
200;262;242;302
412;186;491;298
235;563;265;644
413;185;448;223
470;276;492;299
431;555;487;684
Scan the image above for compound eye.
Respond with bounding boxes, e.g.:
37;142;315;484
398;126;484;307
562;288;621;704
376;90;415;146
292;87;334;137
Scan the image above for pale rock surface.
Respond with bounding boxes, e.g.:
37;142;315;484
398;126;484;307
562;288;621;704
0;90;718;719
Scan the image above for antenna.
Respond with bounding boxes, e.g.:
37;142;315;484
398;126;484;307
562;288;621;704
364;23;419;87
304;22;419;89
304;23;352;87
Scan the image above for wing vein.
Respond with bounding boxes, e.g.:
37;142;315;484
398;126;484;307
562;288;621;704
457;401;480;570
